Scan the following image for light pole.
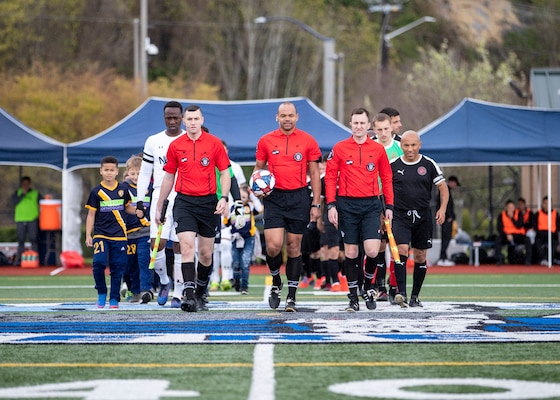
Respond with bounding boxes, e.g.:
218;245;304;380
135;0;158;97
255;16;336;118
381;16;436;70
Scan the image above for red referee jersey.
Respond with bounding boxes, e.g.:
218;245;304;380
163;131;230;196
324;136;393;206
255;128;322;190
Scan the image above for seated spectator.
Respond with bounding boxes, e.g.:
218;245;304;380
534;196;560;265
495;199;532;265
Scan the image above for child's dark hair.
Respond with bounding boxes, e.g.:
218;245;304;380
101;156;119;166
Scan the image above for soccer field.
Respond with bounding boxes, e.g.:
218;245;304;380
0;270;559;399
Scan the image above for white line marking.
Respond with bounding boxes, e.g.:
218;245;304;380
248;344;275;400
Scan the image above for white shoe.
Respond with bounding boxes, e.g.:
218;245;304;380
437;259;455;267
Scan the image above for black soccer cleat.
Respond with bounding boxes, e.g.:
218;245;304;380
409;296;423;308
362;289;377;310
195;296;208;311
268;281;283;309
284;297;297;312
345;293;360;312
181;298;198;312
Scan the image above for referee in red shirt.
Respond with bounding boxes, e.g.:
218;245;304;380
156;105;231;312
255;102;322;312
325;107;394;312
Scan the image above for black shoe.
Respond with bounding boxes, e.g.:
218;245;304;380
140;290;153;304
388;288;397;305
181;297;198;312
345;293;359;312
409;296;423;307
268;281;283;309
285;297;297;312
362;289;377;310
195;296;208;311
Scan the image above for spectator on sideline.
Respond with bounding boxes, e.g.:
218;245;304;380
534;196;560;265
12;176;41;266
156;104;231;312
495;200;528;265
85;156;136;309
390;131;449;308
254;101;322;313
437;175;461;267
325;107;394;312
136;101;185;307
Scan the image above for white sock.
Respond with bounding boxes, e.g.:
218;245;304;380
154;250;169;285
172;253;184;299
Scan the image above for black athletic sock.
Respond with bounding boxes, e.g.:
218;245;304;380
344;256;359;296
181;261;196;299
310;257;321;277
320;259;328;280
301;252;311;278
286;255;302;299
266;253;283;287
195;261;211;297
394;255;408;297
328;259;339;283
411;261;427;298
375;252;386;291
363;256;376;291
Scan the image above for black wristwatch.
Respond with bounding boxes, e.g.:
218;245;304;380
311;204;321;209
220;196;229;201
327;202;337;210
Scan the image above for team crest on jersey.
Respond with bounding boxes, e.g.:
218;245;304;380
346;160;353;165
181;157;187;163
272;150;280;155
417;166;427;176
327;150;334;160
366;162;375;171
293;152;303;162
118;190;124;197
200;157;210;166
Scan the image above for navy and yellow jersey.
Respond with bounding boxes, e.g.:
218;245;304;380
85;181;132;241
122;179;151;235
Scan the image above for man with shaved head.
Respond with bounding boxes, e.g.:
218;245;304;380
390;130;449;307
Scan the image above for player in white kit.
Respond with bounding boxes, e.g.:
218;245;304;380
136;101;185;307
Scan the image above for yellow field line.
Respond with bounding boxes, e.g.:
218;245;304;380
1;360;559;368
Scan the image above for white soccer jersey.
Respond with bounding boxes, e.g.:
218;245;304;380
137;129;185;196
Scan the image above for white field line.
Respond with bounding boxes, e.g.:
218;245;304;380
248;344;275;400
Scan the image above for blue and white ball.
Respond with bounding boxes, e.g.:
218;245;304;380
249;169;275;196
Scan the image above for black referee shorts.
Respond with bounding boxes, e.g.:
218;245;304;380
173;193;218;238
263;187;311;235
337;196;382;245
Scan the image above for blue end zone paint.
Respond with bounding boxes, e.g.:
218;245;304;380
0;320;312;334
1;302;560;344
485;317;560;332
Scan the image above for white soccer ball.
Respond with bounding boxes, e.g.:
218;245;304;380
249;169;275;196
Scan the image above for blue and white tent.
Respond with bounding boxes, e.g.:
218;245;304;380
419;98;560;165
66;96;351;169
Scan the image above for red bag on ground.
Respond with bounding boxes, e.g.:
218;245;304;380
59;251;84;269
